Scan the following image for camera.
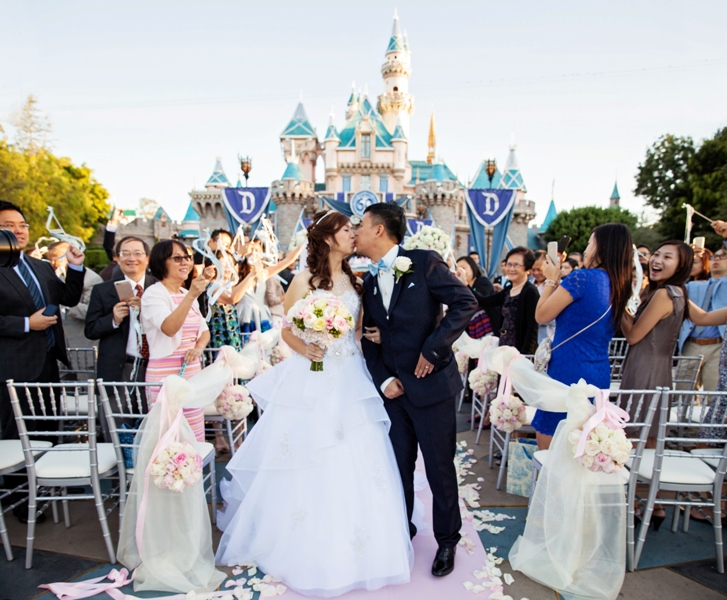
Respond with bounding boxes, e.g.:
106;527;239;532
0;229;21;268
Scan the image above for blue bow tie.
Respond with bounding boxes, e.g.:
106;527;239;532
368;258;390;277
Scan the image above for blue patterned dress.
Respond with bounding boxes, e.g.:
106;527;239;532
531;268;614;436
208;303;243;352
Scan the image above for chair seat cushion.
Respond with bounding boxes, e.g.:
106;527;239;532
0;440;53;471
690;448;725;469
35;443;117;479
628;449;716;485
195;441;215;463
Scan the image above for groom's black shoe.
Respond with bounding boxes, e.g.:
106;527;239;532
431;545;456;577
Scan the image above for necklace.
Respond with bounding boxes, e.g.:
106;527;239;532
509;281;526;296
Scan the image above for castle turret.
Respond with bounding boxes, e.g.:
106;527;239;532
280;102;320;184
272;139;315;248
391;118;407;184
377;10;414;135
426;111;436;165
610;181;621;207
324;109;340;191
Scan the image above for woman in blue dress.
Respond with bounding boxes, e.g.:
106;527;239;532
531;223;634;449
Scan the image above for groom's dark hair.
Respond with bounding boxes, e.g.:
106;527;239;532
365;202;406;244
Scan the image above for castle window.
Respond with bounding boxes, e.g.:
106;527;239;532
360;175;371;191
361;134;371;159
379;174;389;193
393;86;398;92
342;175;351;193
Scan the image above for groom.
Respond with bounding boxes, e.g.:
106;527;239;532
356;203;478;577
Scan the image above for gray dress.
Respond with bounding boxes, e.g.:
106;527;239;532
621;285;685;436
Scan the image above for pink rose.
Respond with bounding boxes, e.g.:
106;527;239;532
173;452;188;465
194;455;203;469
594;453;614;472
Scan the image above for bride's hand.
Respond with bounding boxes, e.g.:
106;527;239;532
304;343;325;361
363;326;381;344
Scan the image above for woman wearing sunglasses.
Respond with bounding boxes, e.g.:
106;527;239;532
141;240;212;440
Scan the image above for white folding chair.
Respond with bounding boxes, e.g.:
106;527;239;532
609;337;629;357
457;371;468;413
632;388;727;572
670;355;703;390
7;379;117;569
0;440;54;561
489;406;537;490
97;380;218;525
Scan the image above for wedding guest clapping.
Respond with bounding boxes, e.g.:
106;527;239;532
141;240;211;441
533;224;633;449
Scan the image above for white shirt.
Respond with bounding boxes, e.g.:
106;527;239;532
377;245;400;394
124;276;146;358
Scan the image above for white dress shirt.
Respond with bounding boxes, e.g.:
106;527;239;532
377;245;400;394
111;275;146;357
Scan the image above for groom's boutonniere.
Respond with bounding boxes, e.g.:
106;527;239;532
393;256;414;283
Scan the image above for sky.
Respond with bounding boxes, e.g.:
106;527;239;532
1;0;725;226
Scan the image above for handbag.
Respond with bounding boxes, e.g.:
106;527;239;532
467;309;493;339
533;305;612;373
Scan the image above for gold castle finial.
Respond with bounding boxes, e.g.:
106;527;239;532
426;111;436;165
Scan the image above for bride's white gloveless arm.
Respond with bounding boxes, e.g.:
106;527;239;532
280;270;325;362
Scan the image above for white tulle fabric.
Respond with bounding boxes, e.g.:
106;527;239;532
216;290;414;598
117;347;253;593
481;339;626;600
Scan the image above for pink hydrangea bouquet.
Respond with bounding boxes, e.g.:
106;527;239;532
489;393;528;433
467;367;498;398
215;383;255;421
286;292;355;371
149;440;203;492
569;423;632;474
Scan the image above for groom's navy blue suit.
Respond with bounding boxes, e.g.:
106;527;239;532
361;247;478;547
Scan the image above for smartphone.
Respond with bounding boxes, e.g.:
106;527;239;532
693;236;705;250
42;304;58;317
547;241;560;266
558;235;572;255
114;280;134;302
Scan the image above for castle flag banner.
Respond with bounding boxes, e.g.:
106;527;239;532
465;189;517;278
221;187;271;225
407;219;433;236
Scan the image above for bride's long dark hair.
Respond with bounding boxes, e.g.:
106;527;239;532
306;211;363;295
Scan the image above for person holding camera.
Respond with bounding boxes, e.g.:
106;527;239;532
85;236;156;388
141;240;212;441
0;200;85;522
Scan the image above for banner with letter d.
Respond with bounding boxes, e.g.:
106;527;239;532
465;189;517;278
221;187;271;225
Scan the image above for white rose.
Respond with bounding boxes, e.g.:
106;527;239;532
394;256;412;272
502;409;513;420
584;439;601;456
595;424;610;440
600;439;616;456
580;455;595;468
568;429;583;446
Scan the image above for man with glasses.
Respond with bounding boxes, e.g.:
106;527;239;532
0;200;86;522
85;236;156;388
679;247;727;391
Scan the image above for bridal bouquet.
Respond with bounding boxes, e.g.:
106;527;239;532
149;440;203;492
489;393;528;433
468;366;499;398
286;292;355;371
569;423;632;474
403;225;451;257
215;383;255;421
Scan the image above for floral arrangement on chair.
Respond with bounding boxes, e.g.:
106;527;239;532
468;367;498;398
149;441;203;492
569;423;632;473
215;383;255;421
270;341;292;366
403;225;451;257
455;350;468;374
489;393;528;433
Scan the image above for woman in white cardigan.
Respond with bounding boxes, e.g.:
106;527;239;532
142;240;211;441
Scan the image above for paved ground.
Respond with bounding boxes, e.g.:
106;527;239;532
1;402;725;600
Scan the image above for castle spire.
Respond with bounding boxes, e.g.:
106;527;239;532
427;111;436;165
387;10;406;54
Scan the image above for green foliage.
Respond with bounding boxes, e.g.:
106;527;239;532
544;206;638;253
84;246;110;272
631;226;666;251
635;129;727;248
0;137;111;243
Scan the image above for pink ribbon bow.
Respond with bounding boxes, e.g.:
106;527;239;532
574;389;630;459
39;568;134;600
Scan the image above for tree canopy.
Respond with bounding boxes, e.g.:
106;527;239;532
635;128;727;248
544;206;638;253
0;96;110;243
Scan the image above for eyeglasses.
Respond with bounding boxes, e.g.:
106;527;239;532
0;222;30;231
505;262;524;269
118;250;147;258
711;254;727;262
170;255;193;263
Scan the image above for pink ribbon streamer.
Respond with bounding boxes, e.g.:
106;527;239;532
496;365;511;401
39;568;134;600
574;389;630;459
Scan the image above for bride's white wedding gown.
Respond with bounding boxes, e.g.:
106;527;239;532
216;289;414;597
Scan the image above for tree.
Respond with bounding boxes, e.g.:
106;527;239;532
544;206;638;253
9;94;52;154
0;135;111;243
138;197;159;220
688;127;727;248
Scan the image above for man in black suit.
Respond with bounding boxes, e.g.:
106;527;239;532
0;201;85;521
85;236;155;387
357;203;478;577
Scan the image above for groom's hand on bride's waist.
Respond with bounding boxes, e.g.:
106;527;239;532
383;378;405;399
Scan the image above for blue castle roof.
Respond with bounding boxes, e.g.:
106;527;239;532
153;207;170;221
391;119;407;141
470;159;502;189
281;103;317;138
205;158;230;187
501;145;526;191
338;96;394;150
386;12;407;54
408;160;457;185
610;181;620;200
539;200;558;233
282;161;303;182
182;202;200;222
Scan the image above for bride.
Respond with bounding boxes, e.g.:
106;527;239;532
215;210;414;597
